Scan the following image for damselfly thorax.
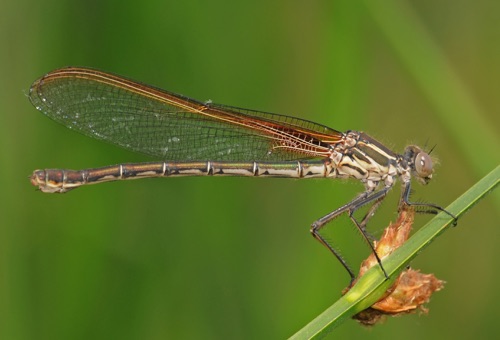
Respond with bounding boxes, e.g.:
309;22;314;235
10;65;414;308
28;67;455;282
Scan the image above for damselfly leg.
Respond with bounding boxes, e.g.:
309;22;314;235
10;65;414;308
311;185;393;282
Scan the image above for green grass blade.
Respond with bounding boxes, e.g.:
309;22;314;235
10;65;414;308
290;165;499;339
363;0;499;178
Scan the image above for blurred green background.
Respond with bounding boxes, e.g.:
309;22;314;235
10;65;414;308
1;0;498;339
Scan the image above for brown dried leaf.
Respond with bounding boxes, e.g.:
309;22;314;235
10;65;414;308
348;206;445;325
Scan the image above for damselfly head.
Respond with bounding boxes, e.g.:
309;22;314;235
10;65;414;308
404;146;434;185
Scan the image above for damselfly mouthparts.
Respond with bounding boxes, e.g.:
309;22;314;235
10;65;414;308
28;67;456;281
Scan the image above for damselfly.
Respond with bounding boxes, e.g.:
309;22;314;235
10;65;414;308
28;67;456;282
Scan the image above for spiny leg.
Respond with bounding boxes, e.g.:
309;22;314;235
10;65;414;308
346;187;391;279
310;226;356;283
400;181;457;225
310;199;360;283
349;190;389;240
310;188;391;283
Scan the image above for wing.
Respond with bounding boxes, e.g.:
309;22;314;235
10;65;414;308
29;67;344;162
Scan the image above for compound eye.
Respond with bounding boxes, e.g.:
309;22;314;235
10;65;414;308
415;152;433;179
